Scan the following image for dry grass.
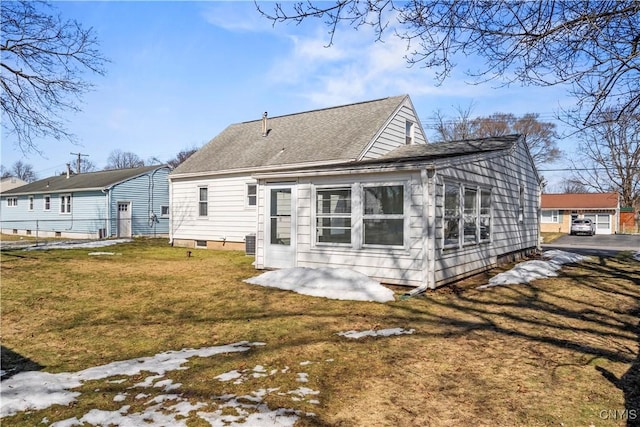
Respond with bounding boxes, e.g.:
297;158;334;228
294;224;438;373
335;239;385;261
1;238;638;426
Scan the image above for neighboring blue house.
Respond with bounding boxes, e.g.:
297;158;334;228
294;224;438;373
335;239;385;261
0;165;171;239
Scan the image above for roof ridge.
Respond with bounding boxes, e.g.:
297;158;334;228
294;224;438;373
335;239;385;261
240;95;406;124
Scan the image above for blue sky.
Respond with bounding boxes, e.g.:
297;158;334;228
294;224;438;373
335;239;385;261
1;1;577;188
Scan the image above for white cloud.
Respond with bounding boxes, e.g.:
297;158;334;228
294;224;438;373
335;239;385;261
200;3;275;33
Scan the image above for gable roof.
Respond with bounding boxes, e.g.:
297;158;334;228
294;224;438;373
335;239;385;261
1;165;169;196
172;95;410;176
541;192;619;209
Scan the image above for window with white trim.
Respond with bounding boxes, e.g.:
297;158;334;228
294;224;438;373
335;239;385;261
405;121;414;144
247;184;257;207
444;182;492;248
44;195;51;211
7;197;18;207
161;206;169;216
316;187;351;244
60;195;72;214
363;184;404;246
518;185;525;222
28;196;34;211
541;210;560;223
198;187;208;217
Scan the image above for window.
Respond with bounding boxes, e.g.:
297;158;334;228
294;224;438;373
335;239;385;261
405;121;414;144
316;188;351;244
161;206;169;216
7;197;18;207
60;195;72;213
198;187;208;217
444;183;460;247
518;185;525;222
541;210;560;223
247;184;257;207
28;196;34;211
363;185;404;246
444;182;491;248
480;189;491;241
44;195;51;211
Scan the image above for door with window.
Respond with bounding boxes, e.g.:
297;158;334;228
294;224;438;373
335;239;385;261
117;202;132;237
265;184;296;268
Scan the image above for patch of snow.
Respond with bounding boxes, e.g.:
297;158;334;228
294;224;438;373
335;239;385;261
215;370;243;382
88;252;118;256
24;239;133;251
478;250;590;289
337;328;415;339
244;267;395;302
296;373;309;383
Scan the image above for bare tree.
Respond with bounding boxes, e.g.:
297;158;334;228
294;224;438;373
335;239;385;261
569;110;640;208
0;160;37;182
1;0;108;153
69;157;96;174
258;1;640;127
558;179;589;194
167;147;198;169
430;109;561;168
105;150;145;170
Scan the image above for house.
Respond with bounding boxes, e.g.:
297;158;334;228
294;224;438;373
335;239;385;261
540;192;620;235
170;95;540;289
0;165;171;239
0;176;27;193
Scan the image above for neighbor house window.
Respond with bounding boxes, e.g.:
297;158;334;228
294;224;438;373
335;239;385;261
363;185;404;246
44;195;51;211
247;184;257;207
198;187;208;217
7;197;18;207
316;187;351;244
444;183;460;247
541;210;560;223
60;195;72;214
405;121;414;144
161;206;169;216
28;196;34;211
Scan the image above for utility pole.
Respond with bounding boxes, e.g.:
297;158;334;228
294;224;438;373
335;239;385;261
70;152;89;174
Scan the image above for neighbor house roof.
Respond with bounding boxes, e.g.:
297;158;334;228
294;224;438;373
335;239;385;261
541;192;619;209
1;165;168;196
0;177;27;193
172;95;410;176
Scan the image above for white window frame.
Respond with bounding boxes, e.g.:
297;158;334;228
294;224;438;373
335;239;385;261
443;181;492;249
405;120;414;145
7;197;18;207
44;195;51;211
361;182;407;248
541;210;560;223
60;194;72;214
28;196;34;211
314;186;352;246
246;183;257;207
161;205;169;216
198;186;208;217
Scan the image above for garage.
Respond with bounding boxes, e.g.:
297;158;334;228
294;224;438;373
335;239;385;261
584;213;612;235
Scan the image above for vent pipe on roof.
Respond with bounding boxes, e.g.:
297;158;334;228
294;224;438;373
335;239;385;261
66;163;71;179
261;112;268;137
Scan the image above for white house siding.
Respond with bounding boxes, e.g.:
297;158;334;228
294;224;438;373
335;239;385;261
432;142;540;285
109;168;170;237
256;171;427;287
170;173;257;247
360;104;428;160
1;191;107;239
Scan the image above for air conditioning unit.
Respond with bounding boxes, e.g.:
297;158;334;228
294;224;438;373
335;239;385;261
245;234;256;255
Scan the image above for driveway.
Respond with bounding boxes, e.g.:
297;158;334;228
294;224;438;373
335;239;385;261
542;233;640;257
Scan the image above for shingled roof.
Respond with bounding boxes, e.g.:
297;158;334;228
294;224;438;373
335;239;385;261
2;165;168;195
541;192;619;209
172;95;409;175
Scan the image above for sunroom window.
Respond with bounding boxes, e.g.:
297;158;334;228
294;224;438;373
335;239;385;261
316;188;351;244
444;183;460;247
463;188;478;244
363;185;404;246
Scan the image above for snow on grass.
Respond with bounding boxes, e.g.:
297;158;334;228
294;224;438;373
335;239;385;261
0;341;326;426
337;328;415;339
478;250;590;290
23;239;133;251
244;267;395;302
634;251;640;261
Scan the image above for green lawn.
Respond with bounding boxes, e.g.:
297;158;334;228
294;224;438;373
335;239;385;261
1;238;638;426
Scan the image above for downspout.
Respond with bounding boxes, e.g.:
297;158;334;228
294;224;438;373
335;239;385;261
168;175;174;245
403;167;436;298
102;187;111;237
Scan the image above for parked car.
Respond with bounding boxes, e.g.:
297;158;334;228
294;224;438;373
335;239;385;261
570;219;595;236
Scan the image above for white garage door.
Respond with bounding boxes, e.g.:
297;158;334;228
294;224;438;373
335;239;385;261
584;214;611;235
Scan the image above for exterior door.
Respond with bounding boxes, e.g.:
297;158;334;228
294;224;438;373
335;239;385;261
265;184;296;268
117;202;132;237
